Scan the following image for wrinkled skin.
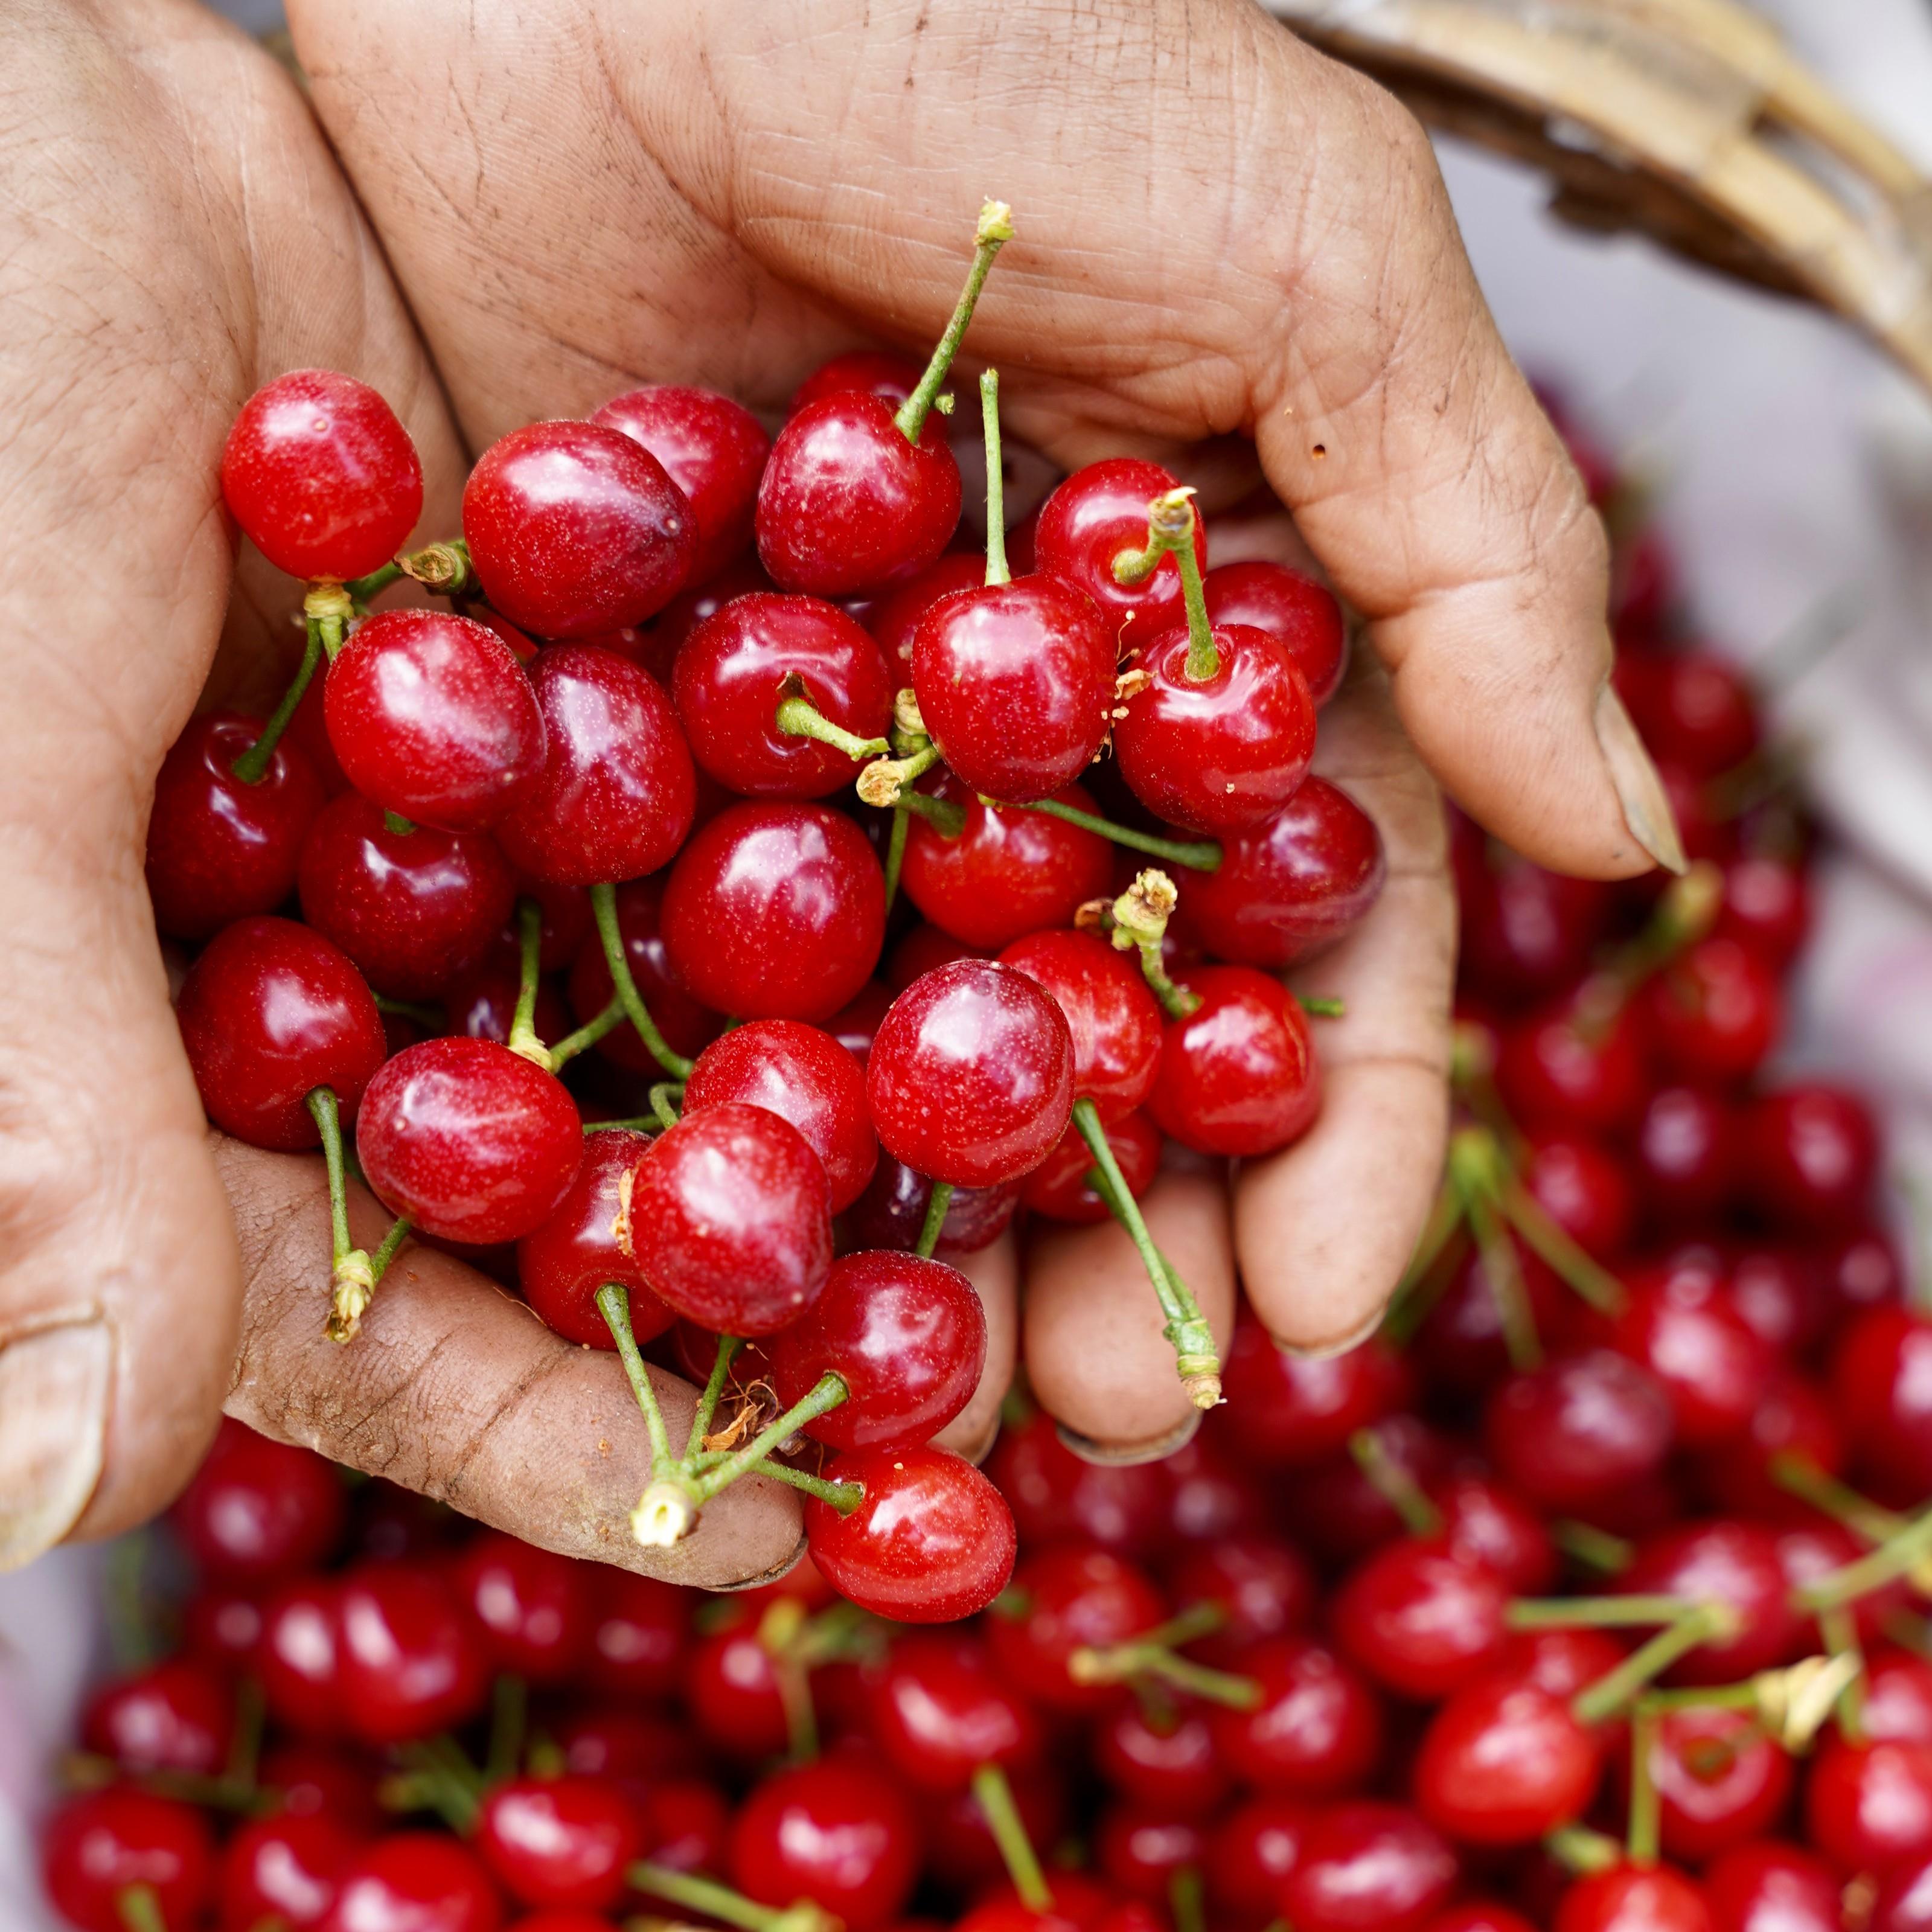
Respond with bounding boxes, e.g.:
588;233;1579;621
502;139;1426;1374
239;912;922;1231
0;0;1666;1581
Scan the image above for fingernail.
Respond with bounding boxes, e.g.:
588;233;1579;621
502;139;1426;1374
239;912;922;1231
1595;683;1688;875
1276;1304;1386;1360
1056;1410;1201;1468
0;1321;112;1571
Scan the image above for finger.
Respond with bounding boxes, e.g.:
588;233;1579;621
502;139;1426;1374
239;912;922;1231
1022;1169;1236;1459
930;1232;1018;1465
1235;659;1455;1354
215;1136;804;1589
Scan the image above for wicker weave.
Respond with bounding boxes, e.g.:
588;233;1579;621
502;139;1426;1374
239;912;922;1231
1265;0;1932;394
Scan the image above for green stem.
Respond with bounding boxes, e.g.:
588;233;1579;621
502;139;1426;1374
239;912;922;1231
883;802;911;909
1573;1605;1740;1725
1076;1097;1221;1406
597;1283;676;1473
1510;1595;1703;1630
627;1861;834;1932
775;682;891;763
1171;1867;1206;1932
547;997;624;1069
590;882;694;1080
741;1459;864;1513
345;559;403;604
1009;796;1220;871
307;1086;385;1342
1498;1177;1627;1315
374;993;444;1029
1465;1187;1543;1372
685;1332;747;1463
1112;490;1217;681
896;784;965;836
915;1182;955;1259
971;1762;1051;1912
649;1083;685;1133
225;1676;264;1788
506;898;549;1067
1770;1453;1902;1544
231;622;324;784
116;1884;167;1932
1795;1504;1932;1612
1348;1427;1443;1537
857;740;945;811
1546;1823;1624;1875
1628;1703;1662;1866
1297;993;1346;1017
981;369;1009;587
691;1373;849;1503
1067;1634;1259;1709
384;810;417;836
1554;1520;1636;1576
892;200;1012;446
485;1674;527;1785
583;1115;657;1134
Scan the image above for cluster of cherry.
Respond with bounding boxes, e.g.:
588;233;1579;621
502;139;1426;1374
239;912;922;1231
148;201;1381;1604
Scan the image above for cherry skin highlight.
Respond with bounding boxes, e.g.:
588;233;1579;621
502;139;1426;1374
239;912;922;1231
1552;1866;1713;1932
170;1418;347;1583
494;644;696;886
176;916;386;1150
452;1531;595;1684
790;349;925;414
324;610;545;832
217;1808;362;1932
1147;964;1320;1158
1278;1802;1459;1932
356;1035;583;1245
674;592;893;798
41;1788;215;1932
1202;558;1348;705
318;1835;503;1932
333;1562;489;1745
220;369;422;582
146;713;325;939
867;1633;1044;1794
1415;1678;1599;1846
591;383;770;585
997;927;1162;1122
729;1756;922;1932
985;1544;1166;1713
624;1103;832;1335
475;1776;644;1912
806;1444;1017;1623
1332;1538;1512;1700
82;1658;235;1777
462;419;694;638
767;1250;987;1450
1484;1350;1675;1512
1034;457;1205;653
661;801;886;1022
867;960;1075;1186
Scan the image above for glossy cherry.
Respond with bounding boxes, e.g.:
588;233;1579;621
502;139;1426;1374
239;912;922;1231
1703;1842;1841;1932
1209;1636;1384;1796
475;1777;642;1911
1034;458;1205;653
1643;938;1782;1086
1095;1700;1231;1816
1332;1538;1512;1700
1617;647;1759;777
844;1156;1022;1256
1207;1796;1312;1924
997;927;1162;1123
42;1788;215;1932
1737;1084;1879;1233
1612;1264;1770;1447
356;1035;583;1244
791;350;926;414
981;1409;1172;1559
319;1835;504;1932
1806;1734;1932;1874
221;369;421;581
986;1544;1166;1712
1147;964;1319;1157
580;1571;690;1698
1634;1084;1736;1224
1716;850;1810;968
869;1633;1043;1793
662;801;886;1021
464;420;693;638
1200;558;1347;703
1553;1865;1713;1932
1416;1678;1599;1845
218;1809;362;1932
686;1610;802;1762
1875;1850;1932;1931
1620;1520;1803;1684
1455;824;1613;1002
176;915;386;1150
1495;993;1647;1135
452;1530;596;1683
1022;1108;1162;1223
868;552;988;673
1833;1307;1932;1500
1279;1802;1459;1932
1644;1703;1793;1861
258;1577;348;1736
1095;1803;1208;1904
82;1657;235;1777
1218;1320;1409;1468
334;1559;488;1744
1168;1532;1318;1655
1485;1349;1675;1512
729;1756;922;1931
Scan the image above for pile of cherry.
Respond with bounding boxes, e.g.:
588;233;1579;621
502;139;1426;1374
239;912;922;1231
150;200;1375;1602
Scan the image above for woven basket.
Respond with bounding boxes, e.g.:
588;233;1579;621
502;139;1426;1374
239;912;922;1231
1265;0;1932;395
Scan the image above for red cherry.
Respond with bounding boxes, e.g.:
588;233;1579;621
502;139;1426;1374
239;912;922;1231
806;1444;1016;1623
1635;1085;1737;1224
320;1835;503;1932
176;915;386;1150
357;1036;583;1244
912;576;1116;802
565;875;721;1070
580;1572;690;1698
767;1250;986;1450
868;552;988;674
982;1410;1172;1560
334;1559;488;1744
181;1585;266;1672
1209;1637;1384;1796
1208;1795;1313;1923
551;1703;697;1788
221;369;422;581
791;351;925;414
1279;1802;1458;1932
888;923;990;993
1832;1308;1932;1501
997;928;1162;1124
1643;938;1782;1086
1611;1264;1770;1446
1862;1652;1932;1744
1806;1735;1932;1873
1453;813;1612;1001
1738;1085;1879;1233
899;775;1115;948
1168;1533;1318;1655
1201;558;1348;705
1702;1369;1844;1519
1219;1320;1409;1468
516;1128;676;1348
828;979;896;1067
729;1757;922;1931
1495;1626;1627;1704
662;801;886;1021
42;1788;215;1932
1704;1842;1840;1932
444;937;573;1051
632;552;777;676
591;385;770;585
1332;1538;1512;1700
298;792;515;997
1620;1520;1803;1684
463;420;693;638
869;1633;1044;1793
757;392;962;596
1022;1108;1162;1223
1424;1907;1539;1932
1434;1474;1559;1594
475;1777;642;1912
1095;1700;1231;1815
1485;1350;1675;1512
674;592;893;798
83;1657;235;1777
640;1778;731;1879
1416;1678;1599;1845
843;1156;1022;1256
1034;459;1205;654
1875;1850;1932;1931
1095;1803;1208;1904
452;1530;595;1684
218;1809;362;1932
986;1544;1165;1712
1616;648;1759;778
1495;994;1647;1134
1715;851;1810;968
259;1577;347;1736
683;1019;878;1212
1553;1864;1713;1932
686;1609;803;1762
146;713;325;939
1523;1130;1636;1260
1643;1703;1793;1862
1776;1522;1904;1647
625;1102;831;1334
1147;964;1319;1158
867;961;1075;1187
1288;1415;1451;1566
1413;1247;1566;1399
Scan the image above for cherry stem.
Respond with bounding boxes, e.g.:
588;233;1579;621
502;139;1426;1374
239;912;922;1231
1298;993;1346;1017
1571;862;1724;1044
740;1459;864;1514
116;1884;167;1932
893;199;1013;446
1392;1179;1463;1308
1553;1520;1635;1575
1076;1097;1221;1407
981;369;1009;587
1113;489;1217;681
685;1332;746;1462
308;1086;380;1342
775;674;891;763
883;802;912;909
225;1677;264;1790
344;559;403;604
1509;1595;1705;1630
62;1755;267;1815
589;882;695;1080
484;1674;526;1785
398;538;479;601
597;1283;677;1474
547;996;624;1069
649;1083;685;1133
915;1182;955;1259
231;621;324;784
384;811;417;836
1546;1823;1623;1876
1086;868;1198;1018
1465;1185;1543;1372
1497;1176;1627;1315
689;1372;849;1503
857;741;945;810
583;1115;659;1134
1067;1607;1260;1709
1348;1427;1444;1537
1820;1604;1867;1738
1572;1603;1741;1725
505;898;551;1068
971;1761;1052;1912
629;1860;839;1932
1794;1503;1932;1613
1006;795;1220;872
895;784;964;837
1627;1703;1662;1866
374;993;444;1029
303;583;354;661
1171;1866;1207;1932
1770;1452;1903;1544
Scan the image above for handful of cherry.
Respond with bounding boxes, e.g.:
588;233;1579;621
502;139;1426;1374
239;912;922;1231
152;201;1383;1610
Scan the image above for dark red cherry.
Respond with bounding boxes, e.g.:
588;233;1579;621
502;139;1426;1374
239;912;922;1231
464;420;693;638
1807;1735;1932;1874
662;801;886;1021
176;916;385;1149
146;713;325;939
258;1578;347;1736
592;385;770;585
1332;1538;1511;1700
1034;458;1205;653
1219;1319;1409;1468
686;1610;808;1762
981;1410;1171;1560
626;1103;831;1334
1455;825;1613;1002
792;350;926;414
1416;1678;1599;1846
1095;1803;1208;1904
987;1544;1165;1713
1022;1108;1162;1223
1738;1084;1879;1233
334;1560;488;1745
1727;1242;1832;1355
1617;647;1759;778
1202;558;1348;705
603;554;773;683
83;1657;235;1777
730;1756;921;1931
1620;1519;1803;1684
565;875;721;1070
1485;1350;1675;1512
997;927;1162;1122
1643;1703;1793;1862
180;1586;265;1672
1703;1368;1844;1519
218;1808;362;1932
221;369;421;581
899;774;1115;949
42;1788;214;1932
1288;1414;1452;1566
1434;1474;1559;1594
319;1835;502;1932
1832;1307;1932;1501
869;1633;1043;1793
1495;993;1647;1135
1634;1084;1736;1224
1823;1223;1908;1315
867;960;1075;1187
758;392;962;595
452;1529;596;1684
1208;1796;1313;1926
1181;779;1384;968
357;1035;583;1244
1643;938;1782;1086
1553;1865;1713;1932
475;1777;642;1912
1612;1264;1770;1446
828;979;895;1067
1095;1702;1232;1816
1168;1532;1319;1655
674;592;893;798
324;610;544;832
1523;1130;1635;1259
868;552;988;674
767;1250;985;1449
1115;623;1316;834
1211;1637;1384;1797
1279;1803;1459;1932
683;1019;878;1211
580;1572;690;1699
889;923;991;993
1716;851;1810;968
1704;1842;1840;1932
1147;964;1319;1157
843;1156;1022;1256
493;644;696;886
912;576;1116;802
298;792;514;998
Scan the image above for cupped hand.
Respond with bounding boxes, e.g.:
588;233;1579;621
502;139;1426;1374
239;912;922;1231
0;0;1678;1579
